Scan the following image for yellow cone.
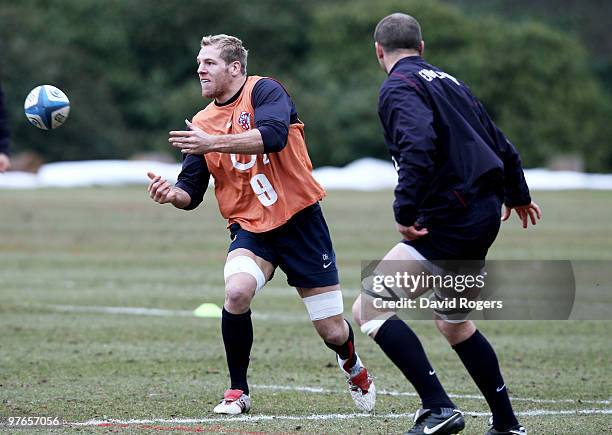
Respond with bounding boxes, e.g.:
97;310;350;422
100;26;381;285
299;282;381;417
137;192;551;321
193;303;222;318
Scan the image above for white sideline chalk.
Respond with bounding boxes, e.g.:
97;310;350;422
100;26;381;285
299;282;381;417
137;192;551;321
49;304;307;322
67;408;612;427
252;384;611;405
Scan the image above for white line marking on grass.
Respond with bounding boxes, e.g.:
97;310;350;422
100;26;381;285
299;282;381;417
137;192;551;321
67;408;612;427
68;413;409;427
52;304;194;317
252;384;612;406
49;304;307;322
516;409;612;416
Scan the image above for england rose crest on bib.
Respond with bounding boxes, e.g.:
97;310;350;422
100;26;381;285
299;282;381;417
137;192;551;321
238;111;251;130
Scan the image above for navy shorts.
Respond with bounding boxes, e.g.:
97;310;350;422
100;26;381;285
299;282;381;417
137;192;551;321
403;195;503;320
405;194;503;261
228;203;339;288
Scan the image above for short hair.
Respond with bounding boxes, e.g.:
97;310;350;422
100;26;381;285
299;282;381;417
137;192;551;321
201;34;248;75
374;13;422;52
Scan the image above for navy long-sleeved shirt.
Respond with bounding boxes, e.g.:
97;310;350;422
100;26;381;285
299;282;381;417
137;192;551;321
378;56;531;226
176;77;298;210
0;83;10;155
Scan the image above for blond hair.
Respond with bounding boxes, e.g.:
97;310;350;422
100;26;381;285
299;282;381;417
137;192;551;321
201;34;248;75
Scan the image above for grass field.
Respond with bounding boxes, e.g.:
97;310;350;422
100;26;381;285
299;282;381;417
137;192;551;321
0;187;611;434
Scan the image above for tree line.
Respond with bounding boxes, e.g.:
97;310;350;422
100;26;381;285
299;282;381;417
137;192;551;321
1;0;610;171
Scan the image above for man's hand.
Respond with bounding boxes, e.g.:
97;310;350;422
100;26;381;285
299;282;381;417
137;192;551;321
0;153;11;173
501;201;542;229
396;222;429;241
147;172;178;204
169;120;215;155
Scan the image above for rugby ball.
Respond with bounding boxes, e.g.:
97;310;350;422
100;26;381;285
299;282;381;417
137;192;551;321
24;85;70;130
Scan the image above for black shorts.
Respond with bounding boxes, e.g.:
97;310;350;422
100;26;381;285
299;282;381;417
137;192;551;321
403;195;503;321
228;203;339;288
405;194;503;261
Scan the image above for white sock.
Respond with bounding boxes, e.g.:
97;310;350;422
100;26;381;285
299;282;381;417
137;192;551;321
339;354;363;376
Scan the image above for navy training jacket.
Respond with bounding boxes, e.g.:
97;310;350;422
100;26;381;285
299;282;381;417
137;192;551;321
378;56;531;227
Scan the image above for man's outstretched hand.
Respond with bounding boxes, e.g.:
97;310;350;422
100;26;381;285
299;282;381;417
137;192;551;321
147;171;178;204
0;153;10;173
396;222;429;241
501;201;542;229
169;120;214;155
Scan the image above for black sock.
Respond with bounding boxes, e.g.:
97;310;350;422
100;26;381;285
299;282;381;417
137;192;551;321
452;330;518;430
374;316;455;410
325;319;357;370
221;308;253;395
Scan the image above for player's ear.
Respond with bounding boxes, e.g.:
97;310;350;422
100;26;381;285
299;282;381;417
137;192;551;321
374;42;384;60
418;40;425;56
374;42;387;72
230;61;242;77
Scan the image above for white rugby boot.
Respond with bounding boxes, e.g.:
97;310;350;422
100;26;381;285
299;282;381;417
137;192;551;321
213;389;251;415
338;354;376;412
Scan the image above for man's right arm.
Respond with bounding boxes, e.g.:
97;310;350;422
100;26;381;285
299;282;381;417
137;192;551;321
174;154;211;210
147;172;191;208
379;82;437;227
148;154;210;210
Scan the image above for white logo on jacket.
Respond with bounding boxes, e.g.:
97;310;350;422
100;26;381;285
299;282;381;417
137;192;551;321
418;69;460;86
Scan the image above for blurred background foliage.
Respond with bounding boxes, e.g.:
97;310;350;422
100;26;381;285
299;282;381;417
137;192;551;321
0;0;610;171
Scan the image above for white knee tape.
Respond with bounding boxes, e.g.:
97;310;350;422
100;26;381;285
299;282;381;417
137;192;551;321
396;242;438;274
396;242;427;261
360;319;387;337
303;290;344;321
224;256;266;292
440;318;469;324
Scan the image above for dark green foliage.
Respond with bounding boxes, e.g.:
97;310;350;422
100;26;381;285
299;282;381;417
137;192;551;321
296;0;611;170
442;0;612;171
0;0;610;170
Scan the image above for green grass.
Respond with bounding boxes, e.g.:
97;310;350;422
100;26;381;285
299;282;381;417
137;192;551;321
0;188;611;434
